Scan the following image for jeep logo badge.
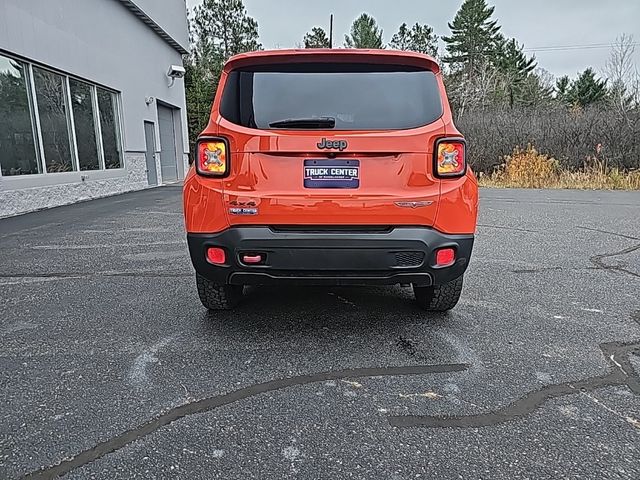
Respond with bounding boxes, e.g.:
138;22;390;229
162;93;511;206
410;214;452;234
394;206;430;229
317;138;347;151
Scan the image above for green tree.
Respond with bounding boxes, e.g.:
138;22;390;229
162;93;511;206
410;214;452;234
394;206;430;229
344;13;384;49
442;0;502;76
389;22;438;57
303;27;330;48
555;75;570;103
494;38;537;107
192;0;261;59
496;38;536;78
567;68;608;107
184;61;218;149
186;0;262;147
517;69;555;107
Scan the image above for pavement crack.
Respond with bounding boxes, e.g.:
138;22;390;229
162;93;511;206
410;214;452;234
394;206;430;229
389;341;640;428
589;243;640;279
0;271;192;280
577;226;640;241
579;390;640;430
477;224;538;234
328;292;357;307
512;266;563;274
21;363;469;479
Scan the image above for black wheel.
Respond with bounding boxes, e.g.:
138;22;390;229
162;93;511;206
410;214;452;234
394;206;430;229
413;275;464;312
195;273;243;310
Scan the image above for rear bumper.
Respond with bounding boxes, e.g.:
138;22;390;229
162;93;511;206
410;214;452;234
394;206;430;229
187;227;474;286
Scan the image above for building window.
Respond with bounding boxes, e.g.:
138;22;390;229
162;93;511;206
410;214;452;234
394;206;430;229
33;66;75;173
0;52;124;177
69;79;100;171
97;88;123;169
0;54;40;176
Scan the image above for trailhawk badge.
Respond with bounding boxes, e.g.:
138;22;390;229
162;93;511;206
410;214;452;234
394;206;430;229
395;201;434;209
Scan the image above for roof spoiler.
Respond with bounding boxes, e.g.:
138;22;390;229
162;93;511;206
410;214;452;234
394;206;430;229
224;49;440;75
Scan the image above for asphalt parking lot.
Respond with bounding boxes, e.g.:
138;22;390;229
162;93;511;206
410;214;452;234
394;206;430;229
1;185;639;479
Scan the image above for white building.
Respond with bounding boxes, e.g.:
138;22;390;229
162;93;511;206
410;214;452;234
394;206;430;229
0;0;190;217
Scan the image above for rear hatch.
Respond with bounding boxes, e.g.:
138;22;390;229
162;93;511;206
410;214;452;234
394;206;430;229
215;57;446;227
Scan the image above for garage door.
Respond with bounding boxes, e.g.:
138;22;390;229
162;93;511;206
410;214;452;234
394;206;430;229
157;104;178;183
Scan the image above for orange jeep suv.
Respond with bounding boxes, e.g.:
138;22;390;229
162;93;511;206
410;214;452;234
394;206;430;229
183;49;478;311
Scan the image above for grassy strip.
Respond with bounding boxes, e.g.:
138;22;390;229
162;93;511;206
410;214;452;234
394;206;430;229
476;145;640;190
478;169;640;190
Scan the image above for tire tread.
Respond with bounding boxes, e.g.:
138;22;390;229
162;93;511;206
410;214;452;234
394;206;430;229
196;274;243;310
414;275;463;311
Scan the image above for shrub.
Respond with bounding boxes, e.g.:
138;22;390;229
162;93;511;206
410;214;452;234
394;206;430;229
502;145;557;187
480;144;640;190
457;105;640;174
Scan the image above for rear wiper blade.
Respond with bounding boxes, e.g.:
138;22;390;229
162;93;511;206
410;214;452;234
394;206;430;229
269;116;336;129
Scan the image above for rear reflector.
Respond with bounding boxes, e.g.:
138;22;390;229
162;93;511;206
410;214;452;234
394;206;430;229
206;247;226;265
435;248;456;267
242;254;263;264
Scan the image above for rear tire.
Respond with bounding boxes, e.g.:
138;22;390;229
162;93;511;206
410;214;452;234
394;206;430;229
196;274;243;310
413;275;463;312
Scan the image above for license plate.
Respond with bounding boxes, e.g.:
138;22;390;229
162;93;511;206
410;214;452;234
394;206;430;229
303;159;360;188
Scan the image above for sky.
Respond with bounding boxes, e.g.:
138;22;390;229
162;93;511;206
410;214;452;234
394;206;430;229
185;0;640;80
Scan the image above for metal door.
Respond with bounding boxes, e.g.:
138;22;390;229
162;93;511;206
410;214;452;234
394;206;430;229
143;121;158;186
157;104;178;183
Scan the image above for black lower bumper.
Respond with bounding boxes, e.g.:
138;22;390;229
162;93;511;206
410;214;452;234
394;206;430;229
187;227;474;287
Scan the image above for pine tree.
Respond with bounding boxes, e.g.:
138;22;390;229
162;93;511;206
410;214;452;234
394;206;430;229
442;0;502;75
344;13;384;49
517;69;555;107
192;0;261;59
496;38;536;78
186;0;261;147
389;22;438;57
494;37;537;106
567;68;608;106
303;27;330;48
555;75;570;103
184;61;218;149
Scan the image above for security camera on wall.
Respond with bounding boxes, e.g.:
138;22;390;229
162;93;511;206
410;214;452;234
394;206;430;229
167;65;186;87
167;65;186;78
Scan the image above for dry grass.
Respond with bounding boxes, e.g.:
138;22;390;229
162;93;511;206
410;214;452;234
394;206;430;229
478;145;640;190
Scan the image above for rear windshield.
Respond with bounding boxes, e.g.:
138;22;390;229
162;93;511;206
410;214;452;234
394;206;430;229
220;63;443;130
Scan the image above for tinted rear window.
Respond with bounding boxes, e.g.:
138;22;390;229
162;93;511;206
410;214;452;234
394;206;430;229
220;63;443;130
